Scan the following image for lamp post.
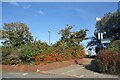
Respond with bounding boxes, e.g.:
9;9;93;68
96;17;102;43
48;30;51;45
96;17;103;53
95;18;107;53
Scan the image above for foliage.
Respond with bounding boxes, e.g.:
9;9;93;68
20;44;38;63
32;53;63;65
58;24;88;46
2;45;13;57
2;45;22;65
32;53;41;65
85;54;91;58
95;10;120;41
95;50;120;75
2;56;22;65
87;10;120;52
1;22;33;47
2;23;86;65
20;40;48;63
32;49;86;65
75;50;85;59
87;37;100;47
0;30;2;39
2;37;49;64
33;40;48;52
107;40;120;53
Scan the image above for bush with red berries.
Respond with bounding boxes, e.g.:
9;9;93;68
32;49;86;65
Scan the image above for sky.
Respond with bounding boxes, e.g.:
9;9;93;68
1;2;118;47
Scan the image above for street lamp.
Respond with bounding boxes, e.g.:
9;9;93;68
95;18;107;53
48;30;51;45
96;17;103;41
96;17;104;53
96;17;101;21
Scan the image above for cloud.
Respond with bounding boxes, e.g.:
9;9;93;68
9;2;19;6
9;2;31;9
38;10;44;14
21;3;31;9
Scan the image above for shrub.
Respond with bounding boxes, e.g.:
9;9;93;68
75;50;85;59
32;53;41;65
85;54;91;58
2;46;12;57
32;52;64;65
95;50;120;75
2;46;21;65
2;46;20;56
107;40;120;53
20;44;39;63
32;48;86;65
7;54;21;65
2;58;11;65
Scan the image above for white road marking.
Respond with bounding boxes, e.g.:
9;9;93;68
61;67;84;74
7;72;28;76
22;73;28;76
73;75;84;78
7;73;21;75
79;75;84;78
36;69;40;72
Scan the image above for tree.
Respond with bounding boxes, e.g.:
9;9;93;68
58;24;88;46
95;10;120;41
1;22;33;47
87;10;120;53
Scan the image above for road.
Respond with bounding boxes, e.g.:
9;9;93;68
41;59;119;78
1;59;119;79
2;71;74;78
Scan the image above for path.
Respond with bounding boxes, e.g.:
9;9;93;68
41;59;119;78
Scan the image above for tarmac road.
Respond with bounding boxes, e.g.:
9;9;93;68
1;59;119;79
42;59;119;78
2;71;74;78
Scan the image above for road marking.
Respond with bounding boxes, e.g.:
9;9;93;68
22;73;28;76
79;75;84;77
73;75;84;78
7;72;28;76
61;67;84;74
36;69;40;72
8;73;21;74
